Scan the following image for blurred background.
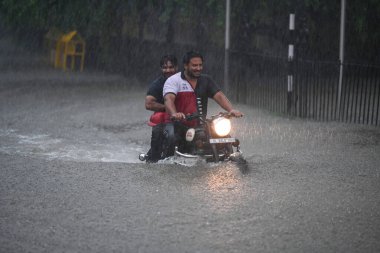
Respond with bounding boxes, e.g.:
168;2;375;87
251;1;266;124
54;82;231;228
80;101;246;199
1;0;379;125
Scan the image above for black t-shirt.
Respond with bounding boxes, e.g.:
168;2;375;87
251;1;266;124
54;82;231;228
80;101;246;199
191;73;221;117
146;75;167;104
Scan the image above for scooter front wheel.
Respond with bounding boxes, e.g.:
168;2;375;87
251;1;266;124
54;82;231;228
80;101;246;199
225;143;233;156
211;144;219;163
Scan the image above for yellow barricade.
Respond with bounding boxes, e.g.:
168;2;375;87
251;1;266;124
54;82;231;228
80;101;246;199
46;30;85;72
57;31;85;71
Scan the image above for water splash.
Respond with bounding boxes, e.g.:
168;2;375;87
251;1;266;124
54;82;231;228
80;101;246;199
0;128;144;163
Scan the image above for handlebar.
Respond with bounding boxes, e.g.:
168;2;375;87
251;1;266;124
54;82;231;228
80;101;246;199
171;112;238;122
170;113;200;122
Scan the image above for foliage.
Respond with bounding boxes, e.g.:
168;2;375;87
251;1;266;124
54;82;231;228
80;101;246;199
0;0;379;63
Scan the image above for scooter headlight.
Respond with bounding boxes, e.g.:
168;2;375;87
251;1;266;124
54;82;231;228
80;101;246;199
212;117;231;137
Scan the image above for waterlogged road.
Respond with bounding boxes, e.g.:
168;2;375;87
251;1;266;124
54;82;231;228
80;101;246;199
1;38;380;253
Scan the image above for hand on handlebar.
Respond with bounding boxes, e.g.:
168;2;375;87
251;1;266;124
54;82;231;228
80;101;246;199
170;112;186;121
229;109;244;118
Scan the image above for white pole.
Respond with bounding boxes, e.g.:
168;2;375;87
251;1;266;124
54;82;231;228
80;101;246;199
287;13;295;114
288;14;295;91
224;0;231;94
225;0;230;50
338;0;346;118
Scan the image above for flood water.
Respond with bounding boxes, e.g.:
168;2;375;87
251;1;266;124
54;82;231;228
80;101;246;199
1;36;380;253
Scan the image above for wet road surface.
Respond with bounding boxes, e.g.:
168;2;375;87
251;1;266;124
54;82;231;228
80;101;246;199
1;36;380;252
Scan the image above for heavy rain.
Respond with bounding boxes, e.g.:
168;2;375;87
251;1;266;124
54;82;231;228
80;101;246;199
1;1;380;253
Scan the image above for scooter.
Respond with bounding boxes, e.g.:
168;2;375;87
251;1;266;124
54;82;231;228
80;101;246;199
172;111;242;163
139;110;244;163
140;96;246;163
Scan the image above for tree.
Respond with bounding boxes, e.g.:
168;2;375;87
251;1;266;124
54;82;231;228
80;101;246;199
1;0;379;64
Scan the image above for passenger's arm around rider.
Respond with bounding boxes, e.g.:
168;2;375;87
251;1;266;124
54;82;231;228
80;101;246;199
145;95;165;112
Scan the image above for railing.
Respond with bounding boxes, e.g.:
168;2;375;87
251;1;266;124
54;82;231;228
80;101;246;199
230;52;288;114
292;59;340;121
229;51;380;126
340;63;380;125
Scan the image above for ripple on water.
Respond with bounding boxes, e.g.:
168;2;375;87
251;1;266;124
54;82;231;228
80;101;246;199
0;128;145;163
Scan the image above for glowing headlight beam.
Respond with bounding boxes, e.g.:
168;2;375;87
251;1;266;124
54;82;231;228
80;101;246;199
213;117;231;137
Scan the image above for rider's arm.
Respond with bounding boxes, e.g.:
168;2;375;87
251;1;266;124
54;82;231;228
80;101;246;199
145;95;165;112
164;93;185;120
213;91;243;117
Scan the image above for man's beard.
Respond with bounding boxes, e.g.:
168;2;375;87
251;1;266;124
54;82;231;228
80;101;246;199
164;72;175;78
188;70;201;79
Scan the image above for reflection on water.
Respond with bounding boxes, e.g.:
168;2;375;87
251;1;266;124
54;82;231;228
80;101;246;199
193;162;253;214
206;163;242;192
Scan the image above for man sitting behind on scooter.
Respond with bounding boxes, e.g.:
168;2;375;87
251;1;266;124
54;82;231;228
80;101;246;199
144;54;178;163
